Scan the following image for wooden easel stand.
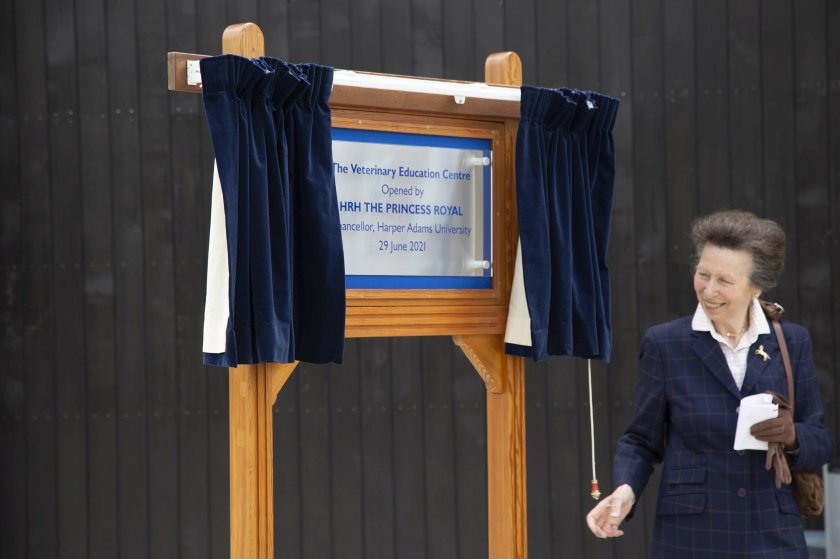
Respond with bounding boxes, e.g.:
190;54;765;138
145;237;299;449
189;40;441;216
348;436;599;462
168;22;526;559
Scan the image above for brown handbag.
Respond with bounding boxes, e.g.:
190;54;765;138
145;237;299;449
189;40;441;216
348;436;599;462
760;300;825;518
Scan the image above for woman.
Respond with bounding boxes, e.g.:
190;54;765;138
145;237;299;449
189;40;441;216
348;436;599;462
586;210;833;557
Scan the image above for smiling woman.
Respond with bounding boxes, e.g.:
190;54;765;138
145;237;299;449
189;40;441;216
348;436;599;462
586;209;834;559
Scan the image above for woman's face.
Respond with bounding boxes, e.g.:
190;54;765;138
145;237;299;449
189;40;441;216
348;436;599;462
694;244;759;328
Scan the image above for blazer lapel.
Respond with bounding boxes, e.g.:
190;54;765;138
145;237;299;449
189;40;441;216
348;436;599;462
692;331;742;400
740;333;777;396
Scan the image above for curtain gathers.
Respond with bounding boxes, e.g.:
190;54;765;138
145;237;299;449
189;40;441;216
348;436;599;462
200;55;345;368
505;86;619;362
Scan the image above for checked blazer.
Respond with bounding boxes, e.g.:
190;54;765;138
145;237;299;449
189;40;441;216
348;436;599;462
613;315;834;558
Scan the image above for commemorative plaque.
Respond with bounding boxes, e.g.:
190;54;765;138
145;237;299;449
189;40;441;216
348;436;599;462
333;128;493;289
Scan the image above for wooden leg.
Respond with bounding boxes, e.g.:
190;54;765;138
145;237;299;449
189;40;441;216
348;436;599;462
454;335;527;559
229;362;298;559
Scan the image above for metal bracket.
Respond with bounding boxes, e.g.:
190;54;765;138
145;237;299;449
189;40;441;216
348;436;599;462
187;60;202;87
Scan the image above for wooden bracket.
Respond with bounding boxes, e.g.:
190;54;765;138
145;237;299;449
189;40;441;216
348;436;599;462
453;334;505;393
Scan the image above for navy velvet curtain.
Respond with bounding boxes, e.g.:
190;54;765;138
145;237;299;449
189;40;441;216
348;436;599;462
509;85;619;362
199;55;345;367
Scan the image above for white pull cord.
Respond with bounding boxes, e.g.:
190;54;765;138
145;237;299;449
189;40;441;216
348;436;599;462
588;358;601;500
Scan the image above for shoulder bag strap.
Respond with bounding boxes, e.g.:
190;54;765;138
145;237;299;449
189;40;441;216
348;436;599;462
771;319;795;412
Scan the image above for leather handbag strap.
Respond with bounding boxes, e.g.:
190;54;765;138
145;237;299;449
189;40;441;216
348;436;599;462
771;319;795;412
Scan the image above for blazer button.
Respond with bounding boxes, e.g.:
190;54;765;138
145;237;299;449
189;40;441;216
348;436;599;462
737;488;747;498
737;450;745;456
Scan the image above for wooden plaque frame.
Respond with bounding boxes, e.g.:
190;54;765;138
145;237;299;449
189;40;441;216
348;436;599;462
335;113;507;338
168;22;526;559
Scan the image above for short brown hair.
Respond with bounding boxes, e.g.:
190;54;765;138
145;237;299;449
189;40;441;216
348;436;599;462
690;209;786;291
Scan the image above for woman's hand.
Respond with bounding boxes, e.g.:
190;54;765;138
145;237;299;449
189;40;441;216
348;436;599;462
751;394;798;449
586;484;635;539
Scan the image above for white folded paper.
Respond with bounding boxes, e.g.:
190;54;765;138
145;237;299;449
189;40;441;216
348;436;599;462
733;393;779;451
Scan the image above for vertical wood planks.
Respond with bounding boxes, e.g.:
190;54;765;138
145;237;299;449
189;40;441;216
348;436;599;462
452;349;489;558
411;0;443;77
0;0;21;374
169;1;204;557
630;0;668;325
47;0;92;548
258;0;290;60
349;0;381;71
695;0;731;211
76;0;111;554
534;0;568;87
360;338;397;559
381;0;413;75
566;0;600;90
760;0;798;306
328;340;364;558
828;0;840;433
473;0;505;83
144;0;180;558
299;363;333;559
663;0;697;319
225;0;258;31
274;339;490;559
289;0;321;62
422;337;458;559
173;5;209;559
442;0;474;80
274;371;303;558
792;0;833;410
0;0;24;556
140;0;181;556
106;0;152;556
727;0;763;214
391;337;428;559
524;361;551;555
16;0;53;555
545;361;584;557
321;0;352;69
263;363;298;559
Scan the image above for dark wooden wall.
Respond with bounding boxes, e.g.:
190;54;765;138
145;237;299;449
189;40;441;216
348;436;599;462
2;1;838;558
274;339;488;559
